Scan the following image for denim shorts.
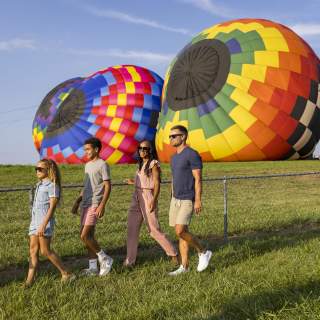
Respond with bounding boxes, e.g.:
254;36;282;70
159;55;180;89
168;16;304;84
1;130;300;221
29;217;55;237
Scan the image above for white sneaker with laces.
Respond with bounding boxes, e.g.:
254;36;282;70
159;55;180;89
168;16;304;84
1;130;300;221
197;250;212;272
80;268;99;276
168;265;189;276
99;256;113;276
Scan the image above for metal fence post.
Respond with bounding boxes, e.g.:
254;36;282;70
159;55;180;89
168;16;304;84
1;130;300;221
223;176;228;243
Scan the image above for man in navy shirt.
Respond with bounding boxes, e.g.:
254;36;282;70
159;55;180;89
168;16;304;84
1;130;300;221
168;125;212;276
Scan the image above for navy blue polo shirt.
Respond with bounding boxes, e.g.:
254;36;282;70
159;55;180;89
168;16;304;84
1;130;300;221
171;147;203;201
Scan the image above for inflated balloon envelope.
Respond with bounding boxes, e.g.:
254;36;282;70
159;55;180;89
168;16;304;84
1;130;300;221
156;18;320;162
32;65;163;164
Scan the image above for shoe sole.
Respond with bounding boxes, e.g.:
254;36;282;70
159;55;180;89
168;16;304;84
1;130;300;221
80;269;99;277
81;273;98;277
197;251;213;272
168;271;189;276
168;269;189;276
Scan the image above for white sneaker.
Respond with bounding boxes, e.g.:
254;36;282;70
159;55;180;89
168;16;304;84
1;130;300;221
168;265;189;276
80;268;99;277
197;250;212;272
99;256;113;276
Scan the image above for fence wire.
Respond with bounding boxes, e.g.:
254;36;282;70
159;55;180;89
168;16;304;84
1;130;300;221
1;171;319;243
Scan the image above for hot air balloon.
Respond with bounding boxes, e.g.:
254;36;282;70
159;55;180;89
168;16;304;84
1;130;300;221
32;65;163;164
156;19;320;162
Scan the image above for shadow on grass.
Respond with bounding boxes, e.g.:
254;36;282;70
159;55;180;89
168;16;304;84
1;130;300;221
0;243;173;287
200;219;320;268
1;219;319;287
212;278;320;320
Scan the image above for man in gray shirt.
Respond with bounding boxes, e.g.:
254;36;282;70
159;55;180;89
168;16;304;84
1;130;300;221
168;125;212;276
72;137;112;276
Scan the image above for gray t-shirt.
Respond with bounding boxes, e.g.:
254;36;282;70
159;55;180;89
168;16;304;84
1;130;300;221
82;158;111;208
171;147;202;201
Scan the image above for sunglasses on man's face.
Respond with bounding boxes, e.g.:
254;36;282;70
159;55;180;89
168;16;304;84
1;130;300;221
169;134;183;139
138;146;151;152
35;167;46;173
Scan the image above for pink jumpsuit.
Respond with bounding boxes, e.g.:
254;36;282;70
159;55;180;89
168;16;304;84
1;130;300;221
125;160;177;265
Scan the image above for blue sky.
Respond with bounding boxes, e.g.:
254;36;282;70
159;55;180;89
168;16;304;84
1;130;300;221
1;0;320;164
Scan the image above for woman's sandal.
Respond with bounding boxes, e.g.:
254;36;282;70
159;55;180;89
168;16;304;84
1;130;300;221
61;273;76;283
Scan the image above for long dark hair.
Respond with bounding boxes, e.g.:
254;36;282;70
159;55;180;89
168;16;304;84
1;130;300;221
137;140;158;177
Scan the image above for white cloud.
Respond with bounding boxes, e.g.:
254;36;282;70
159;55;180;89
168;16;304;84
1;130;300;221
83;5;193;35
177;0;235;18
0;38;36;51
66;48;174;63
290;23;320;36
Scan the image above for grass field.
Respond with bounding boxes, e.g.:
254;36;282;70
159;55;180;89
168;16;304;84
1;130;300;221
1;161;320;320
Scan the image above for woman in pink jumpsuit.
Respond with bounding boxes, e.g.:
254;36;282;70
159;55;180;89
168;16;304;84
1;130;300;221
124;140;178;267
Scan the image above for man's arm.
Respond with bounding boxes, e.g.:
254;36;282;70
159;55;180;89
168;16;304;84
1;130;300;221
192;168;202;214
95;180;111;218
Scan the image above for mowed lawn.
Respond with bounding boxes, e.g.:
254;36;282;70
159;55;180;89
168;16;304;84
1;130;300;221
1;160;320;320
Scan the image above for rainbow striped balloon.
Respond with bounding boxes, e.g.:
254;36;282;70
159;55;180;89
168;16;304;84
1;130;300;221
156;19;320;162
33;65;163;164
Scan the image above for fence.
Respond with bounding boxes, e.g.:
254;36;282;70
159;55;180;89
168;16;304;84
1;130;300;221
1;171;320;242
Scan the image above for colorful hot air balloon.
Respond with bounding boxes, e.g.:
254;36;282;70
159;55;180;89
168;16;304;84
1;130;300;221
156;19;320;162
32;65;163;164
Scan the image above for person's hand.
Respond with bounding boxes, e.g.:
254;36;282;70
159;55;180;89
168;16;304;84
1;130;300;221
95;205;105;218
149;198;156;212
124;178;135;185
37;224;46;237
194;200;202;215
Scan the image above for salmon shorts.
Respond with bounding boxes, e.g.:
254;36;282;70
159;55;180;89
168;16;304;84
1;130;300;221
81;206;99;226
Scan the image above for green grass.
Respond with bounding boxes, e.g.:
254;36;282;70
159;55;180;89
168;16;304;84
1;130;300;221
0;161;320;320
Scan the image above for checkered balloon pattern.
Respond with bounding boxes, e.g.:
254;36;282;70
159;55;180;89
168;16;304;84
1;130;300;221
156;19;320;162
32;65;163;164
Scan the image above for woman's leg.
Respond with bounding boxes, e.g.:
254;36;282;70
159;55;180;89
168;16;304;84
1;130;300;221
141;190;178;258
124;193;143;266
25;235;40;285
39;236;70;277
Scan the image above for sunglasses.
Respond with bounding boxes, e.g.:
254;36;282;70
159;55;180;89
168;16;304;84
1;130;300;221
169;134;183;139
138;146;151;152
35;167;46;172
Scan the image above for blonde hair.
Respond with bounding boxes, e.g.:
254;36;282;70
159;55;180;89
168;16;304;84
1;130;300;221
39;158;62;202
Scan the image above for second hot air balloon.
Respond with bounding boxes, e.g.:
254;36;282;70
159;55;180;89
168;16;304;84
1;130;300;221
33;65;163;164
